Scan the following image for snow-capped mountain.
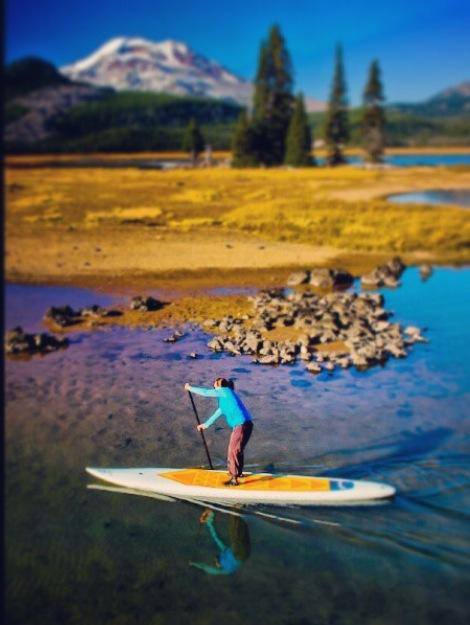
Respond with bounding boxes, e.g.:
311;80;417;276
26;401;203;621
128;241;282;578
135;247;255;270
60;36;253;104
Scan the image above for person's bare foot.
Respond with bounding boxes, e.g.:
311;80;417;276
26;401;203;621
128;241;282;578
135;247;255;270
223;477;239;486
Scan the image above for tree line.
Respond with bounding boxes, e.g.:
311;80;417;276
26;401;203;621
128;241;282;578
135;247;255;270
184;25;386;167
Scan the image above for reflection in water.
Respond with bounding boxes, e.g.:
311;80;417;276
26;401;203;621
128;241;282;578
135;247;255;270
190;510;250;575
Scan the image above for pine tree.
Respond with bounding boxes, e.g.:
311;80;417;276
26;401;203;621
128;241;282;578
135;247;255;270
231;110;257;167
182;118;205;165
284;93;313;166
251;24;294;165
362;60;386;163
324;45;349;166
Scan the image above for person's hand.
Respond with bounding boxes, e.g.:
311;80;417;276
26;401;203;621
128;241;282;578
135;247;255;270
200;510;214;524
197;423;206;432
184;382;191;391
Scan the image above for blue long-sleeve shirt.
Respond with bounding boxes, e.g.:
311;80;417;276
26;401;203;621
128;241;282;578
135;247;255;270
188;385;253;429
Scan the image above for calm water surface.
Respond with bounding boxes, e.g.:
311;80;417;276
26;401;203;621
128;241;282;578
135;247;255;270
388;189;470;208
5;268;470;625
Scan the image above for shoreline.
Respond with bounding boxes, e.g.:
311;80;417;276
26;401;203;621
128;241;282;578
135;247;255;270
5;145;470;166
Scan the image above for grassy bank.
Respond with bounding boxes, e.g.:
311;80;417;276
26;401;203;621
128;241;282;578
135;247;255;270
5;162;470;288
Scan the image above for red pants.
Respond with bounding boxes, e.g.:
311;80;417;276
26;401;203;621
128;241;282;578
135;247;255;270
228;421;253;478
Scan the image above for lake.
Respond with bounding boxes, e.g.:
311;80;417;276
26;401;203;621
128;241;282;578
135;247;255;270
5;267;470;625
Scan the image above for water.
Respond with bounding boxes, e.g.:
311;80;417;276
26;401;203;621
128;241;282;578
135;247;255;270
388;189;470;208
5;268;470;625
317;153;470;168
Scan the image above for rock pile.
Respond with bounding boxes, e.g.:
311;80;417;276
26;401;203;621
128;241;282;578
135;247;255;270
45;304;121;326
5;326;69;356
130;296;163;312
205;287;426;373
361;257;406;289
287;268;354;289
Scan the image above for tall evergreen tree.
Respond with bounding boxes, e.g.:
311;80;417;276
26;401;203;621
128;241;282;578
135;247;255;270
182;118;205;165
324;45;350;166
251;24;294;165
362;60;386;162
231;110;257;167
284;93;313;166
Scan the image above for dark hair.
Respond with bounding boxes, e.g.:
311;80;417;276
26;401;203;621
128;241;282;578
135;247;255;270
214;377;234;390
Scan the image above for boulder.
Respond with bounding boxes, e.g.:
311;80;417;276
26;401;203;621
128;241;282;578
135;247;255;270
287;270;310;286
5;326;69;356
306;362;322;374
44;305;81;327
130;296;163;312
309;268;353;289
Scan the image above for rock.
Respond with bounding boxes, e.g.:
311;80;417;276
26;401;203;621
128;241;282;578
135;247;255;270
207;337;223;351
5;326;69;356
361;257;406;290
309;268;353;289
44;305;81;327
188;352;199;359
244;335;261;354
130;296;163;312
287;270;310;286
386;256;406;276
419;264;433;280
163;330;185;343
306;362;322;374
404;326;428;343
255;354;280;365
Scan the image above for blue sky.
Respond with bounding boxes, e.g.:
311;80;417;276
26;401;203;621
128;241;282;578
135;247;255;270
6;0;470;104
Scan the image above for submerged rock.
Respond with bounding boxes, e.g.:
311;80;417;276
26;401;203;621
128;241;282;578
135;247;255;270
5;326;69;356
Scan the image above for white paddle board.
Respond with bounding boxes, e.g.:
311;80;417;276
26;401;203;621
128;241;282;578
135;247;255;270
86;467;396;506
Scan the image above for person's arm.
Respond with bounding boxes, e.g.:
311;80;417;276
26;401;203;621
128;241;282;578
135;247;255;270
202;408;222;429
189;561;225;575
187;385;221;398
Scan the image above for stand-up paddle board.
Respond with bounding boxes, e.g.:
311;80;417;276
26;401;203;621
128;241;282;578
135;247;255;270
86;467;395;506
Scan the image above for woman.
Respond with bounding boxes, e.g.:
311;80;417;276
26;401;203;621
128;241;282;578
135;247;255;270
184;378;253;486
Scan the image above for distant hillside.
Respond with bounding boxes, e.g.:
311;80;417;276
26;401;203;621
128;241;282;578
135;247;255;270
390;81;470;117
5;57;470;152
5;57;71;100
309;107;470;148
6;84;242;153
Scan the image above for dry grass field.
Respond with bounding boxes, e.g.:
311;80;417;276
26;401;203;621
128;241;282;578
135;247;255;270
5;158;470;289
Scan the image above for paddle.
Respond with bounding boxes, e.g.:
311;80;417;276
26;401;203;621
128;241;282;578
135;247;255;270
188;391;214;470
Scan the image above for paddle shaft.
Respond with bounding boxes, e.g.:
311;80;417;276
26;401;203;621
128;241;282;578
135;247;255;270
187;391;214;470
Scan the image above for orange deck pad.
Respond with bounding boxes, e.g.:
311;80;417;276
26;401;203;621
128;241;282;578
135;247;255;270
161;469;331;492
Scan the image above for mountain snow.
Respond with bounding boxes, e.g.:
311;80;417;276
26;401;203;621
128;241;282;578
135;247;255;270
60;36;253;104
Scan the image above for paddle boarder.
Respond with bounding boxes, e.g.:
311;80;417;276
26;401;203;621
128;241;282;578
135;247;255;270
184;378;253;486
